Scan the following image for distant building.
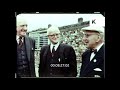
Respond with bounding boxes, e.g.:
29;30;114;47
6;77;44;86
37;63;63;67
48;24;52;28
27;28;48;50
78;17;83;24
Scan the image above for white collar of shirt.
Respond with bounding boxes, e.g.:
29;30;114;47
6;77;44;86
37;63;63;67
16;35;23;43
94;42;104;52
50;42;60;53
16;35;19;40
16;35;19;43
90;42;104;61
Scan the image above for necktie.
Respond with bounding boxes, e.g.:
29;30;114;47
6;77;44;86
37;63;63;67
90;49;97;61
19;36;23;47
52;46;55;57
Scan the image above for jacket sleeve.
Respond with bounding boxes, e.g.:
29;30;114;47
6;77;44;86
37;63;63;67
67;46;77;77
39;46;45;77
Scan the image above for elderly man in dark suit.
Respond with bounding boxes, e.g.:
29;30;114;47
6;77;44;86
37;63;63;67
80;25;105;78
16;15;36;78
39;26;77;77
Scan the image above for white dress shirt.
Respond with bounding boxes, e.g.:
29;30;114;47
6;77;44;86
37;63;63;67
16;35;23;44
50;42;60;53
90;42;104;61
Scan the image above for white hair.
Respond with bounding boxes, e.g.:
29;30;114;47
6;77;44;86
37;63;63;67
47;26;60;35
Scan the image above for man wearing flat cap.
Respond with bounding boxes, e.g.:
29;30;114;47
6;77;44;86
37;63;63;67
39;26;77;77
79;25;105;78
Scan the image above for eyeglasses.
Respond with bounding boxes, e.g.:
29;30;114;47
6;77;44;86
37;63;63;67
20;29;27;32
20;24;27;27
83;33;99;38
48;34;60;37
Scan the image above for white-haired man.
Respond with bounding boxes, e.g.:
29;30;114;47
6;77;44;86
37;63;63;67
16;14;36;78
80;25;105;78
39;26;77;77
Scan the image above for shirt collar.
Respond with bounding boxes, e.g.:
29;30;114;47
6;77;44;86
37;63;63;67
50;42;60;52
94;42;104;52
16;35;24;43
16;35;19;40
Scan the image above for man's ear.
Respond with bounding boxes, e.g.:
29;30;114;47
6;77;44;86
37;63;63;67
96;35;101;42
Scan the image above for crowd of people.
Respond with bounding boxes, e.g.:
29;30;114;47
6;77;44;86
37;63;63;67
60;28;87;76
60;28;87;62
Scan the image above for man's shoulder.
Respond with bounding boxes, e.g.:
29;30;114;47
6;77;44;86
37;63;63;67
25;36;35;41
25;36;31;39
82;49;90;56
60;43;73;48
41;45;49;50
27;36;34;40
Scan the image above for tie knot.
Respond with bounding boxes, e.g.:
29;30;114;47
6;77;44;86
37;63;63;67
19;36;22;39
91;49;97;54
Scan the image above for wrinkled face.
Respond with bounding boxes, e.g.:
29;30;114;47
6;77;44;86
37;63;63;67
16;19;27;37
82;30;100;49
48;32;60;44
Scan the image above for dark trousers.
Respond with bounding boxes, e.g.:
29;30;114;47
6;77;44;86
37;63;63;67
16;67;30;78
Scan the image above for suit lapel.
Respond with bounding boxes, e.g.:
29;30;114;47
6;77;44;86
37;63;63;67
82;50;92;72
44;45;50;56
81;44;104;74
58;44;65;60
90;44;104;62
24;36;31;61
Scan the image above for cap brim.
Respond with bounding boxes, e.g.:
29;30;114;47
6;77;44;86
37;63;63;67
81;26;104;33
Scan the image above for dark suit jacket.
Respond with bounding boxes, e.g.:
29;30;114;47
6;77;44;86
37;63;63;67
80;44;104;78
16;36;36;77
39;43;77;77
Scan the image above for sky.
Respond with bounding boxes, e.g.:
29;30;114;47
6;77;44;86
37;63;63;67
16;13;105;31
